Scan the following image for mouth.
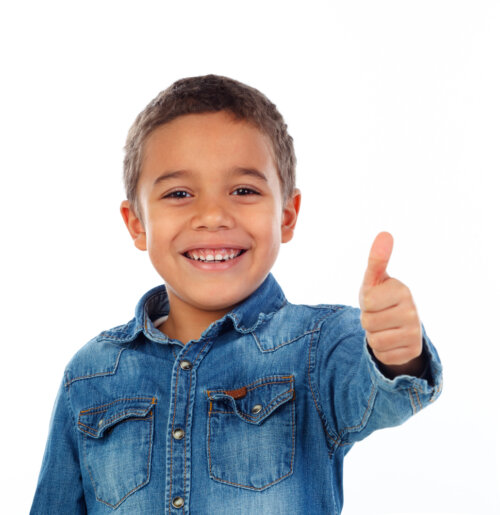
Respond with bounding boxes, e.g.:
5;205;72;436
183;248;247;263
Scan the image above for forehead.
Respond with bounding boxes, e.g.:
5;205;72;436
139;111;278;184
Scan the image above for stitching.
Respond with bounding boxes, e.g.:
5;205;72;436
413;387;422;411
80;396;154;414
193;338;211;364
207;384;295;490
253;328;320;353
236;390;293;422
64;375;81;446
307;312;341;449
169;365;180;514
340;384;377;432
409;388;417;414
83;414;154;508
210;389;294;422
183;368;193;514
78;411;152;436
178;337;210;514
167;338;211;514
246;379;292;393
96;320;137;342
65;348;125;387
207;375;293;396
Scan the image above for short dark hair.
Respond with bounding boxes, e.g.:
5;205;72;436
123;74;296;222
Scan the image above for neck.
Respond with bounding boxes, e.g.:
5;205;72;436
158;296;232;345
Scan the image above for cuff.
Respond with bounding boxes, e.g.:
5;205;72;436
363;322;443;398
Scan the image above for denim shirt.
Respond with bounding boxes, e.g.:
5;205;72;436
31;274;443;514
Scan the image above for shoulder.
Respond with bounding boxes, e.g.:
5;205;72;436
277;300;361;332
252;299;361;351
63;320;138;387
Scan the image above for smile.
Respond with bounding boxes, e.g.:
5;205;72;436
183;248;247;262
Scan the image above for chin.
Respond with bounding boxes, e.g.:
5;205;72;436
193;288;252;312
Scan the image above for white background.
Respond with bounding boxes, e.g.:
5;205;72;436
1;1;499;514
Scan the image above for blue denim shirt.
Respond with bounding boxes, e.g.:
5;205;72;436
31;273;443;514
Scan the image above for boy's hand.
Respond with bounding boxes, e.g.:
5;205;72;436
359;232;424;377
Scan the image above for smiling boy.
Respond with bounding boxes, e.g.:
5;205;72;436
124;111;299;344
31;75;442;514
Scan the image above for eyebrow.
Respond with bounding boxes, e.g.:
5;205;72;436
231;167;268;182
153;169;190;187
152;167;268;187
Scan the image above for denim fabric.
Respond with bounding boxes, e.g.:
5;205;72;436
31;274;443;514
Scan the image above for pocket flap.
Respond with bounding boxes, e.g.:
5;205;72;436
207;375;294;425
77;396;157;438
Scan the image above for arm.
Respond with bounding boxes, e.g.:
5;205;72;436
30;376;86;514
312;310;442;448
310;233;442;449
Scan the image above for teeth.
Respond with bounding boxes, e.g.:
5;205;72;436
185;248;243;262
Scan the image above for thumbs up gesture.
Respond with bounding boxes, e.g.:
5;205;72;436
359;232;424;377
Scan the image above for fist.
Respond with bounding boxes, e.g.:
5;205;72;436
359;232;423;369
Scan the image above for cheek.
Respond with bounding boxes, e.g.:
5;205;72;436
144;218;176;255
252;215;282;258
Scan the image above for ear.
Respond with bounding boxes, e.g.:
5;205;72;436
120;200;147;251
281;188;301;243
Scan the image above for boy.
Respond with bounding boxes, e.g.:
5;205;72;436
31;75;442;514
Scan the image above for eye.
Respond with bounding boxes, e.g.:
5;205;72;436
231;187;260;196
163;190;192;199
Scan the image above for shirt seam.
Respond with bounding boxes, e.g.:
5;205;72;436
64;346;125;387
307;310;344;453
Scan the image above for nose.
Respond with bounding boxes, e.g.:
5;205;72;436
191;196;235;231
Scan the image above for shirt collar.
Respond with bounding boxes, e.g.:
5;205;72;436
225;273;287;333
128;273;287;342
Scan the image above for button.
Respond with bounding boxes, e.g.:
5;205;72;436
251;404;263;414
180;360;192;370
98;419;104;427
172;497;184;508
173;428;185;440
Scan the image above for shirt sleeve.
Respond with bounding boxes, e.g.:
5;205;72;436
311;307;443;450
30;375;86;514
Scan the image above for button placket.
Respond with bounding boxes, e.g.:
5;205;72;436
166;339;213;514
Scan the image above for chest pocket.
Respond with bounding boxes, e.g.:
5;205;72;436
206;375;295;491
77;396;156;509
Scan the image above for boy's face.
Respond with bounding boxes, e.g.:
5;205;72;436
121;111;300;322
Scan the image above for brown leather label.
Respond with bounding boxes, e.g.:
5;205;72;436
224;386;247;400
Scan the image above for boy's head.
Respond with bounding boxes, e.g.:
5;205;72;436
120;75;301;333
123;74;297;225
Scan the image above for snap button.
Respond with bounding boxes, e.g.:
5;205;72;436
251;404;263;414
180;360;192;370
173;428;185;440
172;497;184;508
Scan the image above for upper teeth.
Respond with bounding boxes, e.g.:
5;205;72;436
186;249;242;261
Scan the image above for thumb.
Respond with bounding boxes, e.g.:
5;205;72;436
362;231;394;288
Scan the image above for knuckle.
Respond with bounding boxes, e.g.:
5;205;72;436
406;307;418;322
360;312;373;330
367;333;379;348
363;293;374;311
411;325;422;339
